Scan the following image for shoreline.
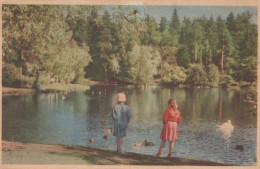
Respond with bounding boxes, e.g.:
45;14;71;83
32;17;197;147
2;82;245;96
2;140;231;165
2;83;90;95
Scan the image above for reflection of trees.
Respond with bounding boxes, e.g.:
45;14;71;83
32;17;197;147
192;101;196;120
218;91;223;121
184;89;221;122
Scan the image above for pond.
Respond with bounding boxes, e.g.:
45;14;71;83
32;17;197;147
2;85;257;165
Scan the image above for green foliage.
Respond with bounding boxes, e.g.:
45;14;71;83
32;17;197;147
2;5;257;86
186;64;208;86
206;64;220;87
20;76;34;87
127;45;160;84
3;5;92;84
2;63;21;87
219;74;233;87
161;64;187;85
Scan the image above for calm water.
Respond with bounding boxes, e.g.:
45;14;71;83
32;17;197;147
2;85;257;165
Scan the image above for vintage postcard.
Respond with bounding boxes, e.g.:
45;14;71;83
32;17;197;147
1;0;259;169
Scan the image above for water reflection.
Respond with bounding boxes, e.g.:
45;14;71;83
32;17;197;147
2;86;256;165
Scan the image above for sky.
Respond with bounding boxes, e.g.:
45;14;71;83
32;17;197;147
105;6;258;24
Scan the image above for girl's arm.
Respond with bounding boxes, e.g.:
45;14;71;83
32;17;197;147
163;109;169;124
177;111;182;123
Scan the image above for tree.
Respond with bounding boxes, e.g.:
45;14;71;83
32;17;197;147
206;64;220;87
190;19;204;63
3;5;92;84
229;12;257;81
127;45;160;84
216;17;235;73
159;17;167;32
177;17;193;67
202;17;219;69
169;9;181;34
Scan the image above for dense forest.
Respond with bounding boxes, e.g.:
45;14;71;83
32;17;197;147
2;5;257;87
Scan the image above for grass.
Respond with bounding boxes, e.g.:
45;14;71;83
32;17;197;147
3;140;232;165
52;144;231;165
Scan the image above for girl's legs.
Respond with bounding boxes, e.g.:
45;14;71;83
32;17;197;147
167;141;174;157
116;136;123;153
156;139;166;156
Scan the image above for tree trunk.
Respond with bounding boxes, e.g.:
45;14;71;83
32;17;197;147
19;50;24;76
194;42;198;62
160;54;163;78
221;32;224;73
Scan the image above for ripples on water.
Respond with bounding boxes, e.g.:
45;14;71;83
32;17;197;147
2;86;257;165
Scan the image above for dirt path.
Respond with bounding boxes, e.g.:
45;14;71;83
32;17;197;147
2;140;230;165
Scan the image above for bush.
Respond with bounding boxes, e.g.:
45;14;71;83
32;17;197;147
207;64;220;87
20;76;34;87
186;64;207;86
239;81;251;88
219;74;233;87
161;64;187;85
2;63;22;87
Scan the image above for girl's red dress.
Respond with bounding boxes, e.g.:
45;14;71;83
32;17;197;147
160;107;181;142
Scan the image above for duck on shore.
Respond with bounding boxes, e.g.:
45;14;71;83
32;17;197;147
134;142;142;147
144;140;154;146
100;121;108;125
102;128;113;133
103;135;109;140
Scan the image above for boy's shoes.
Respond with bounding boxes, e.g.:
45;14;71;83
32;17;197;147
167;153;172;158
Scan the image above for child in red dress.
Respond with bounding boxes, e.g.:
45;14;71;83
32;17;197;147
156;99;181;158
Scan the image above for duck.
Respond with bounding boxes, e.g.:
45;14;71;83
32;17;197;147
235;145;244;151
217;120;234;130
100;121;108;125
103;135;109;140
102;128;113;133
144;140;154;146
62;95;66;99
89;138;94;143
217;120;234;139
134;142;142;147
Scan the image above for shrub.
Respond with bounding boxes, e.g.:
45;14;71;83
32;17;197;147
20;76;34;87
186;64;207;86
219;74;233;87
161;63;187;85
2;63;22;87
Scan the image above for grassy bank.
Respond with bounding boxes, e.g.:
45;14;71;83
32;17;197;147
2;140;231;165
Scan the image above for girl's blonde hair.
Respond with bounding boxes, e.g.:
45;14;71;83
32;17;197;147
168;99;177;107
117;93;126;102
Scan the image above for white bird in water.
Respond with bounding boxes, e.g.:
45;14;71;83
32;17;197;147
217;120;234;139
92;91;94;95
99;91;101;95
62;96;66;99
